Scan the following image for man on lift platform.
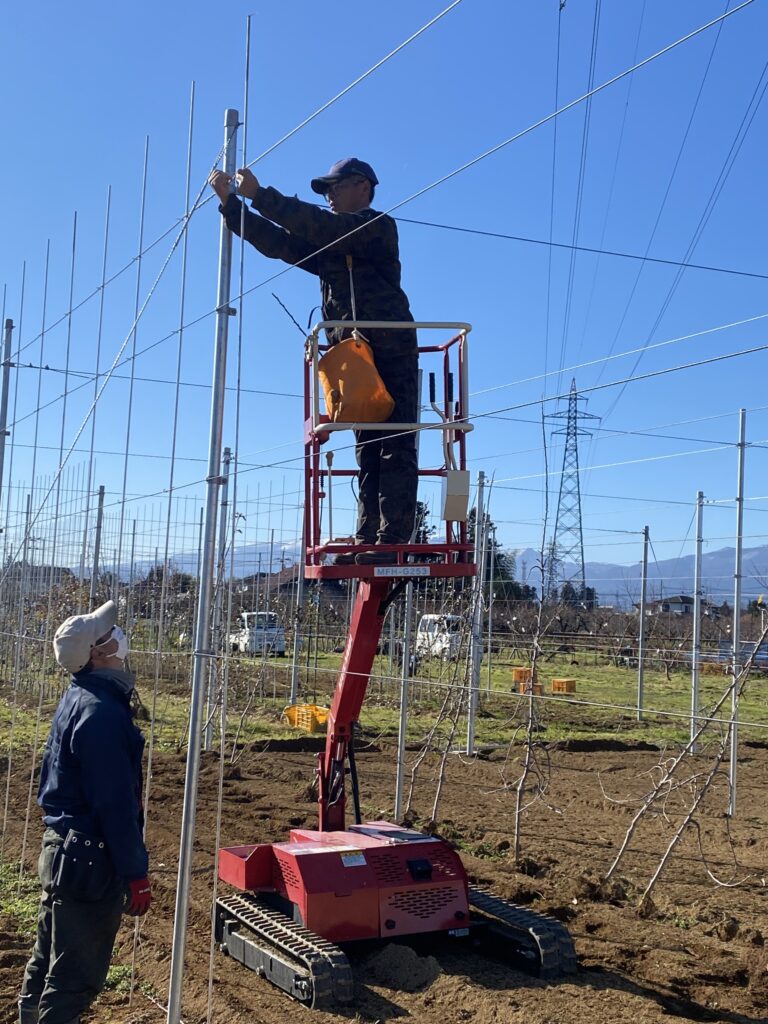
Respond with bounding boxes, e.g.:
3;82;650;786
209;157;417;566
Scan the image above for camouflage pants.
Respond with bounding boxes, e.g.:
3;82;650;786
355;330;418;545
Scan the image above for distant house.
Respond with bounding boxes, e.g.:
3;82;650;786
636;596;722;618
647;595;694;616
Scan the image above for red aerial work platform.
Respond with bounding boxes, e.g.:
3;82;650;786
216;322;576;1008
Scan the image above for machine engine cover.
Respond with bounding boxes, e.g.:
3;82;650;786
264;822;470;943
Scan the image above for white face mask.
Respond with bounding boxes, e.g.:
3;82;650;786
96;625;129;662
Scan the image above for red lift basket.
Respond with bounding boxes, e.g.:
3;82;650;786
303;320;475;579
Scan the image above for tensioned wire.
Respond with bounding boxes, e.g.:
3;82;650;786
17;217;80;884
7;293;767;456
7;0;466;369
588;0;736;386
577;0;731;487
127;82;199;1010
556;0;602;396
206;18;253;1020
78;186;111;604
601;54;768;422
573;0;647;364
15;339;768;534
1;4;760;592
543;0;564;395
8;0;753;434
6;373;767;476
115;140;150;616
0;125;239;594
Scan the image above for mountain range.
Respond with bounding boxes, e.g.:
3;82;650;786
513;544;768;608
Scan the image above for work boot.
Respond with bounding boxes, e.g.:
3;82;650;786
17;996;39;1024
333;552;357;565
355;549;398;566
335;536;375;565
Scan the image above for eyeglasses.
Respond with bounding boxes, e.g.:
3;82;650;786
325;177;366;197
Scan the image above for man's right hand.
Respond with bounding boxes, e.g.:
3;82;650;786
125;877;152;916
208;170;232;204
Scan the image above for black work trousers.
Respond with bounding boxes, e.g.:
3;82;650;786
355;329;418;545
20;829;124;1024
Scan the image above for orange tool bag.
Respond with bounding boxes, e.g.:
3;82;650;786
318;334;394;423
317;255;394;424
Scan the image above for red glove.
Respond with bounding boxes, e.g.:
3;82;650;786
125;877;152;916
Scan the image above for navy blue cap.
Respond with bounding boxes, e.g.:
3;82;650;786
310;157;379;195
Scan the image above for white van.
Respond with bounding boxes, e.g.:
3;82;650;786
415;614;464;660
229;611;286;656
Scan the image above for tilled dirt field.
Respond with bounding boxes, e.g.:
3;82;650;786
1;736;766;1024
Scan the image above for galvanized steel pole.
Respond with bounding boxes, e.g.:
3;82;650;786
467;471;485;754
167;108;238;1024
691;491;704;749
637;526;649;721
289;519;306;704
728;409;746;817
0;319;14;511
394;580;414;820
88;485;105;611
206;446;231;750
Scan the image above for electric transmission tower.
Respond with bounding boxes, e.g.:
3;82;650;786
546;379;600;602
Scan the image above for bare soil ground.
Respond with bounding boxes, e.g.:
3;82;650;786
1;737;766;1024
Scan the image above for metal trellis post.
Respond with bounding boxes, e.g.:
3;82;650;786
0;319;14;512
89;485;105;611
289;518;306;705
728;409;746;817
206;446;231;750
167;107;238;1024
637;526;649;721
691;491;704;749
394;580;414;820
467;470;485;754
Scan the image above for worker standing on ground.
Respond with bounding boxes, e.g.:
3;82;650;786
209;157;418;565
18;601;151;1024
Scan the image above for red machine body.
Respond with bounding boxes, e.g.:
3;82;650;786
219;821;470;943
219;323;474;946
216;323;577;1005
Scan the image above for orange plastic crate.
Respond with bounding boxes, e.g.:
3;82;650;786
551;678;576;694
282;703;329;733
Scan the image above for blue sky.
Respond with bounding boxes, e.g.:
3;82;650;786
1;0;767;598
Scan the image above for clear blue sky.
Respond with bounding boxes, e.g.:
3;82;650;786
1;0;767;599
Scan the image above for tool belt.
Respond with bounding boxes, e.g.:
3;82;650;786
53;828;117;902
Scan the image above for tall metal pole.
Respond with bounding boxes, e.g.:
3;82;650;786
728;409;746;817
289;518;306;704
486;522;495;693
394;580;414;819
89;485;105;611
467;470;485;754
691;491;704;749
206;447;231;750
0;319;14;510
167;108;238;1024
637;526;649;721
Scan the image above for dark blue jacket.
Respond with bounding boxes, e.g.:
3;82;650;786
37;667;149;881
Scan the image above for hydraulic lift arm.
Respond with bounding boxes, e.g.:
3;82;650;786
318;577;396;831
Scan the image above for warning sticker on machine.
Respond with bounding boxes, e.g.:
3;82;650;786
341;851;367;868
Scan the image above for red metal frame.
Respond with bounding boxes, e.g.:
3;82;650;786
303;328;472;575
216;327;480;948
300;326;478;832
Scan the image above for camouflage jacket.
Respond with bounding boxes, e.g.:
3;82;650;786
221;188;415;348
